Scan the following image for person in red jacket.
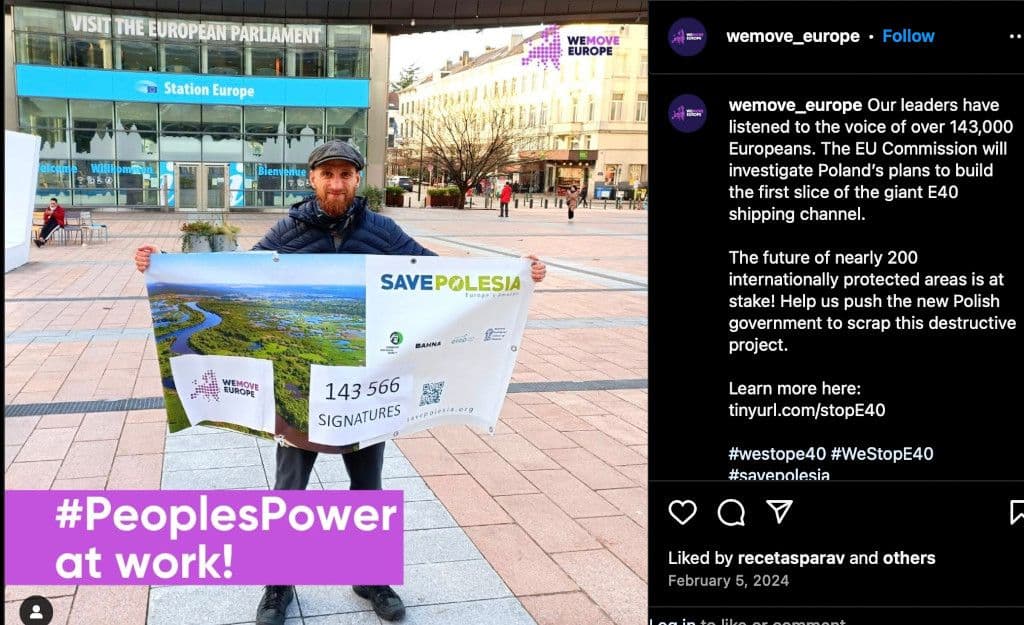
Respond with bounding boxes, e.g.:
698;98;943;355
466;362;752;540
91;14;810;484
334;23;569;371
35;198;65;246
499;181;512;218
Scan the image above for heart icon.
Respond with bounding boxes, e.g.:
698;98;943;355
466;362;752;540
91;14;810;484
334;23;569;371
668;499;697;526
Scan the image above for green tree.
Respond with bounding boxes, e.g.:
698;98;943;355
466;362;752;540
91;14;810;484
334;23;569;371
390;63;420;91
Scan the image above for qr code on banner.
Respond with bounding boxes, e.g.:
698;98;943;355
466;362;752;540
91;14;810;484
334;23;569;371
420;381;445;406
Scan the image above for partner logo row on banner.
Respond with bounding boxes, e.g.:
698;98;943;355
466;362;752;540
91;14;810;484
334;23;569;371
145;254;533;452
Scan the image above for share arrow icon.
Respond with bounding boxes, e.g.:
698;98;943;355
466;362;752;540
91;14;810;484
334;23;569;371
766;500;794;524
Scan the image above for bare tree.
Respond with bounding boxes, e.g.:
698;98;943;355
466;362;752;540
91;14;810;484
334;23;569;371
416;100;521;209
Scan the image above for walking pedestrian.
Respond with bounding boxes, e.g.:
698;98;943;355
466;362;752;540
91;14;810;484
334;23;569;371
499;182;512;218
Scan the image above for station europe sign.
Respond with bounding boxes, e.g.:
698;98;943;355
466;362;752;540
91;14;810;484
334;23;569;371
16;66;370;108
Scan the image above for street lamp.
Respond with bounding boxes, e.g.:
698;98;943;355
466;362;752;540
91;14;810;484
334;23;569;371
417;118;424;203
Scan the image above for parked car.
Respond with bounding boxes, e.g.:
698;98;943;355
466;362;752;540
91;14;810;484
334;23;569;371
388;176;414;192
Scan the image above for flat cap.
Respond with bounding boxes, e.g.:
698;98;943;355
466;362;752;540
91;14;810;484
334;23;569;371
308;140;365;171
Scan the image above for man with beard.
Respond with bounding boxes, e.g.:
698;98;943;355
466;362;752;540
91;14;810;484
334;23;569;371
133;140;547;624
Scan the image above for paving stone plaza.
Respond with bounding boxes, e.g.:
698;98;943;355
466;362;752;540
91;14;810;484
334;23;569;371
5;205;648;625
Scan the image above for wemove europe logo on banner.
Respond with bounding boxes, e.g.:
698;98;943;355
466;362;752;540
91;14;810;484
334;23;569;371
144;253;534;453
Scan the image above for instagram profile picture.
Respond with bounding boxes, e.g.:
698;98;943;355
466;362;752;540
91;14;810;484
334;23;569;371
669;95;707;133
669;18;707;56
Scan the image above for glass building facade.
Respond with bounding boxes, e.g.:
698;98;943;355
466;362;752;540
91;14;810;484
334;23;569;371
13;6;372;209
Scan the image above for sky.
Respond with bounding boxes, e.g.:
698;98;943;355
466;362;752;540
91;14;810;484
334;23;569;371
389;25;545;86
147;252;365;286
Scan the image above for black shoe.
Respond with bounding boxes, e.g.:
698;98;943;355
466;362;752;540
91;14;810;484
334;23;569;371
353;585;406;621
34;238;43;247
255;585;294;625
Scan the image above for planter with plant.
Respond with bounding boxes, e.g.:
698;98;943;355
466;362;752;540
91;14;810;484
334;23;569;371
385;185;405;207
180;220;241;253
426;186;461;208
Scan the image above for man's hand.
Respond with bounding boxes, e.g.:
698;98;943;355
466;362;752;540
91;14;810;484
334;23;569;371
527;254;547;283
134;244;162;273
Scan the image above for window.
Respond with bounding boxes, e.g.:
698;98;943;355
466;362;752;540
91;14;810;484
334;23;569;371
73;160;117;207
117;160;160;206
160;104;201;133
329;48;369;78
290;49;324;77
286;108;324;136
328;25;370;48
202;105;244;159
34;158;72;207
285;108;325;162
202;106;242;134
246;162;284;207
116;102;158;159
36;160;74;189
159;103;201;160
327;108;367;142
20;97;68;130
28;128;71;159
539;103;548;126
163;44;201;74
67;38;112;68
207;46;242;75
613;52;627;76
635;94;648;123
245;135;285;163
14;7;65;33
640;53;649;75
116;40;157;71
629;163;645;184
610;93;624;121
245;107;284;135
15;33;65;65
587;96;595;121
70;100;114;159
248;47;284;76
571;94;579;122
604;163;620;185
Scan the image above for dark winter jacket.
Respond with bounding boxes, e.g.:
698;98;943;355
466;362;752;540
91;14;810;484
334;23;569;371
252;196;436;256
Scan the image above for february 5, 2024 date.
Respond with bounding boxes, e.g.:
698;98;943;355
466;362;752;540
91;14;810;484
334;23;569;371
667;573;791;590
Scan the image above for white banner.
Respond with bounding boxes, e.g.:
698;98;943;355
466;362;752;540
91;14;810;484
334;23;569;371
365;256;533;437
308;366;414;447
169;354;276;433
146;253;533;451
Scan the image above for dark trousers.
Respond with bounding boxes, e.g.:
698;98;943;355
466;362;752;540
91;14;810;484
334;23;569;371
499;201;509;217
39;218;60;241
274;442;385;490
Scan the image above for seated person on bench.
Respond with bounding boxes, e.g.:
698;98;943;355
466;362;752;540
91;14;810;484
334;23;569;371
35;198;65;247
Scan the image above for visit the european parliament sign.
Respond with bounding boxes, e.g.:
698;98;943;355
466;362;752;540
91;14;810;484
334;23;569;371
144;253;533;452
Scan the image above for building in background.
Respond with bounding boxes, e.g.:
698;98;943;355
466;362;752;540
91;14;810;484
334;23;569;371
5;4;384;210
396;24;647;198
